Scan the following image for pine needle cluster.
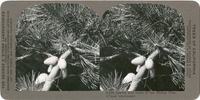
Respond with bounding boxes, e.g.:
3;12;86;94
100;3;185;90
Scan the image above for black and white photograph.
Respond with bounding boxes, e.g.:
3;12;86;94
15;3;185;92
1;0;200;99
15;3;100;91
99;3;185;91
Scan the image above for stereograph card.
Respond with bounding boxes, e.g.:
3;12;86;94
0;0;199;100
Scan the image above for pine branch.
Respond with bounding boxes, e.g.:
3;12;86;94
16;53;32;61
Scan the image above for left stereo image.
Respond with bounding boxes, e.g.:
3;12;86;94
15;3;100;91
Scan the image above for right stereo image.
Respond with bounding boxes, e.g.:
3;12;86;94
99;3;185;91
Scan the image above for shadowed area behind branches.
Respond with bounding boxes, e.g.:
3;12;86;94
100;46;182;91
16;52;97;91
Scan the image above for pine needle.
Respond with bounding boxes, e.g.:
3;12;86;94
100;70;130;91
16;70;44;91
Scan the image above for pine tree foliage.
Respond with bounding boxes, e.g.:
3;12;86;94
16;3;100;54
16;3;100;90
100;3;185;90
16;3;185;91
16;70;44;91
100;70;130;91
